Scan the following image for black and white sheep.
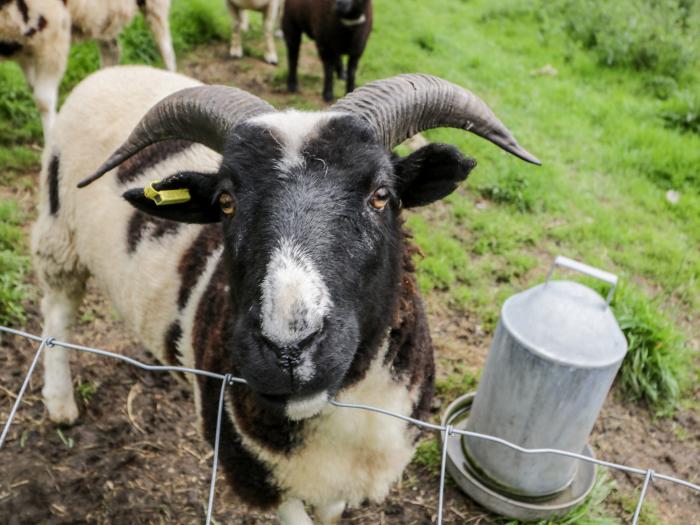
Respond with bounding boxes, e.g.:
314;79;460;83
226;0;281;64
282;0;372;101
0;0;176;141
33;65;539;523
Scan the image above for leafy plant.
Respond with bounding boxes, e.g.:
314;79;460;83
662;91;700;135
593;283;691;415
476;171;535;212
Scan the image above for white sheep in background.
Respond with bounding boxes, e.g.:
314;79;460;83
226;0;281;64
0;0;176;141
32;65;538;523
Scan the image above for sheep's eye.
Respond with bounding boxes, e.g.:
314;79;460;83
219;192;236;215
369;187;390;211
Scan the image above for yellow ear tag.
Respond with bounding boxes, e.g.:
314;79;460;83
144;180;191;206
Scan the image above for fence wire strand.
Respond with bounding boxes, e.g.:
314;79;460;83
1;325;698;524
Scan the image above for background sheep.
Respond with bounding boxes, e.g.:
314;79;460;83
226;0;281;64
282;0;372;101
0;0;175;141
33;65;537;523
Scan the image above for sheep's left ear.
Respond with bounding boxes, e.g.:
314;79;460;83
122;171;221;223
393;143;476;208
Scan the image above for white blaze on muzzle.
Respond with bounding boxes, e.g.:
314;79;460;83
261;240;332;348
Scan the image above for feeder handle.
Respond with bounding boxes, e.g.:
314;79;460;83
546;256;618;306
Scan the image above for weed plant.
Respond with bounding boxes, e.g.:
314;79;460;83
608;285;690;415
543;0;699;81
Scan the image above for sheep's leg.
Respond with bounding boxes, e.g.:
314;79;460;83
263;1;279;65
315;501;346;525
346;54;359;94
284;25;301;92
335;56;345;80
321;53;335;102
141;0;177;71
23;61;61;143
227;2;244;58
40;286;85;424
240;9;249;32
278;499;313;525
98;39;121;68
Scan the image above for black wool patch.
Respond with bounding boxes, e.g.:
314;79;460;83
16;0;29;22
126;211;180;254
117;140;193;185
48;155;60;215
164;321;182;366
0;41;22;56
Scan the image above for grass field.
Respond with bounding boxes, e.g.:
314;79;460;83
0;0;698;522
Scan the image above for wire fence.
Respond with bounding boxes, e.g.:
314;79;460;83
1;325;698;525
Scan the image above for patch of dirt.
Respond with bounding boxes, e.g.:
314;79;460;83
1;43;699;524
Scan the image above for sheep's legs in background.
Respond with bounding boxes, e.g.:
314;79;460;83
240;9;250;32
227;2;245;58
335;56;346;80
40;287;84;424
18;56;63;143
278;499;313;525
284;25;301;92
141;0;177;71
263;1;279;64
98;39;121;67
346;54;359;94
315;501;346;525
321;53;336;101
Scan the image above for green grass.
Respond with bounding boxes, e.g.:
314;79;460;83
0;201;30;325
505;474;620;525
0;0;697;412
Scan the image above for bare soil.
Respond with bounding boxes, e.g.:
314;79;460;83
1;41;698;525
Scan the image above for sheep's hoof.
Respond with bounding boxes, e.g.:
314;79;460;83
322;91;334;102
287;82;298;93
229;47;244;59
45;395;79;425
264;53;279;65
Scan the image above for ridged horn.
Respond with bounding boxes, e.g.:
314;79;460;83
77;85;276;188
332;74;540;165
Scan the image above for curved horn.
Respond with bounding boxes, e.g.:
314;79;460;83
78;85;275;188
332;74;540;165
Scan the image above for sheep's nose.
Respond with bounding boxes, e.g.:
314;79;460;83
261;329;321;369
335;0;353;14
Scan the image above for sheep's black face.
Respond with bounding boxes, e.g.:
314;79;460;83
123;111;475;420
335;0;369;18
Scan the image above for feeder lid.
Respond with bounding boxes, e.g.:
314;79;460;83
501;280;627;368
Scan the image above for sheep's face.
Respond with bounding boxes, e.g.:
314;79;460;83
334;0;370;18
124;111;475;420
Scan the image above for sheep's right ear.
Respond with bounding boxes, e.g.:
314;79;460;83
122;172;221;223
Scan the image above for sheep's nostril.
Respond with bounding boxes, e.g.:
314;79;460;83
260;328;322;361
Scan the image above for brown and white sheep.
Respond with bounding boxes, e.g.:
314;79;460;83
33;65;539;523
0;0;175;141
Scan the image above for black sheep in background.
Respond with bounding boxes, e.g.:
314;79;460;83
283;0;372;101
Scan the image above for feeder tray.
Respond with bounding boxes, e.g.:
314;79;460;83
442;393;596;522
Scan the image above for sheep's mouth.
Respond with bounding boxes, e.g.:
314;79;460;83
255;391;329;420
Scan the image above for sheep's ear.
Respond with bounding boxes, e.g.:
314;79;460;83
392;143;476;208
122;171;221;223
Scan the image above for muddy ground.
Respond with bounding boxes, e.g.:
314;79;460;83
1;39;698;524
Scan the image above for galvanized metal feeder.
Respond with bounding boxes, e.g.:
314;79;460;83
443;256;627;520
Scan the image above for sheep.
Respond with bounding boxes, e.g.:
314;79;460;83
282;0;372;101
32;65;539;524
226;0;281;65
0;0;175;141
